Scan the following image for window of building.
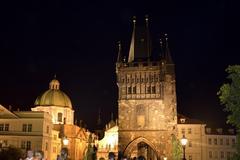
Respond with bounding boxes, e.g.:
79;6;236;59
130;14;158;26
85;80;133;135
26;141;31;150
47;126;49;134
147;86;151;94
128;87;132;94
214;151;218;159
27;124;32;132
0;124;4;131
53;146;57;153
189;155;192;160
226;138;229;145
181;128;185;134
152;86;156;94
4;124;9;131
133;86;136;94
220;151;224;158
227;152;230;160
188;140;192;147
214;138;217;145
209;151;212;158
21;141;26;149
45;142;48;151
3;140;7;147
58;113;63;122
232;138;236;146
22;124;27;132
188;128;192;134
220;138;223;145
208;138;212;145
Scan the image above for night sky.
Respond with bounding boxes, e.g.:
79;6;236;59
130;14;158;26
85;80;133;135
0;0;238;130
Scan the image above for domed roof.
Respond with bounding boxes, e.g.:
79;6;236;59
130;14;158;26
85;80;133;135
34;78;72;108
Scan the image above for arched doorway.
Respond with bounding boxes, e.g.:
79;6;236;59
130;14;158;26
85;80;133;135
123;137;159;160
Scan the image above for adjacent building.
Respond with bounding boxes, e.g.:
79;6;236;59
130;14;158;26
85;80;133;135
0;78;96;160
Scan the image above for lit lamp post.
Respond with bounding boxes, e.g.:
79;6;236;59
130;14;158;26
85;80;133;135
180;134;188;160
163;157;167;160
63;136;69;146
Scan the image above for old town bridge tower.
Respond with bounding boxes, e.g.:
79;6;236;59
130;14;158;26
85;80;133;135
116;16;177;160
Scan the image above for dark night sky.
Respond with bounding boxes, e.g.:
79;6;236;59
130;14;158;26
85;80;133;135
0;0;239;130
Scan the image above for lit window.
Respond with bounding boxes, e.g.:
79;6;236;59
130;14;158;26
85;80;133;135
4;124;9;131
22;124;27;132
27;124;32;132
58;113;63;122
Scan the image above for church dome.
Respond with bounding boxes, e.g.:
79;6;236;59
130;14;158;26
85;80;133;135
34;78;72;108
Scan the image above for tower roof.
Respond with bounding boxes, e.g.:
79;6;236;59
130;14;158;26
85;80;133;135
128;16;151;62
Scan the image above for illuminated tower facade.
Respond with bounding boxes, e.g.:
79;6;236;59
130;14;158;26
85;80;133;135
116;16;177;159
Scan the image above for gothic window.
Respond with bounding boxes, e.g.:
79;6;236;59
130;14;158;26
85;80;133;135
58;112;63;122
152;86;156;94
133;86;136;94
128;87;132;94
181;128;185;134
147;86;151;94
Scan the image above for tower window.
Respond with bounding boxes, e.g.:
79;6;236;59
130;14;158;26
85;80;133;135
58;113;63;122
133;86;136;94
147;86;151;94
152;86;156;94
128;87;132;94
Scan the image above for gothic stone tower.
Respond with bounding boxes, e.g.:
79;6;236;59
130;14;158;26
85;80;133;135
116;17;177;160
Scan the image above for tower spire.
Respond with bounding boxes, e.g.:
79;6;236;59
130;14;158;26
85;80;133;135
145;15;151;60
159;38;164;59
117;41;122;62
128;16;136;63
164;34;173;64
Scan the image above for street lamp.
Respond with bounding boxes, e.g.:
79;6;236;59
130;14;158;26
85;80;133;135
180;134;188;160
63;137;69;146
163;157;167;160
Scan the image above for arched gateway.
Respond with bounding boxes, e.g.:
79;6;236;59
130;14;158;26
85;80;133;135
124;137;159;160
116;17;177;160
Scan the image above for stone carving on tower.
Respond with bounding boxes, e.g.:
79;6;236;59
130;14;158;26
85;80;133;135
116;16;177;160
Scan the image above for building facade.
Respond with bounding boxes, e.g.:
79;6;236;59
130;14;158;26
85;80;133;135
0;78;95;160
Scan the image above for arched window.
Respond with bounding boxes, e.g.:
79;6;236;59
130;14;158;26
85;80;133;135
58;113;63;122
